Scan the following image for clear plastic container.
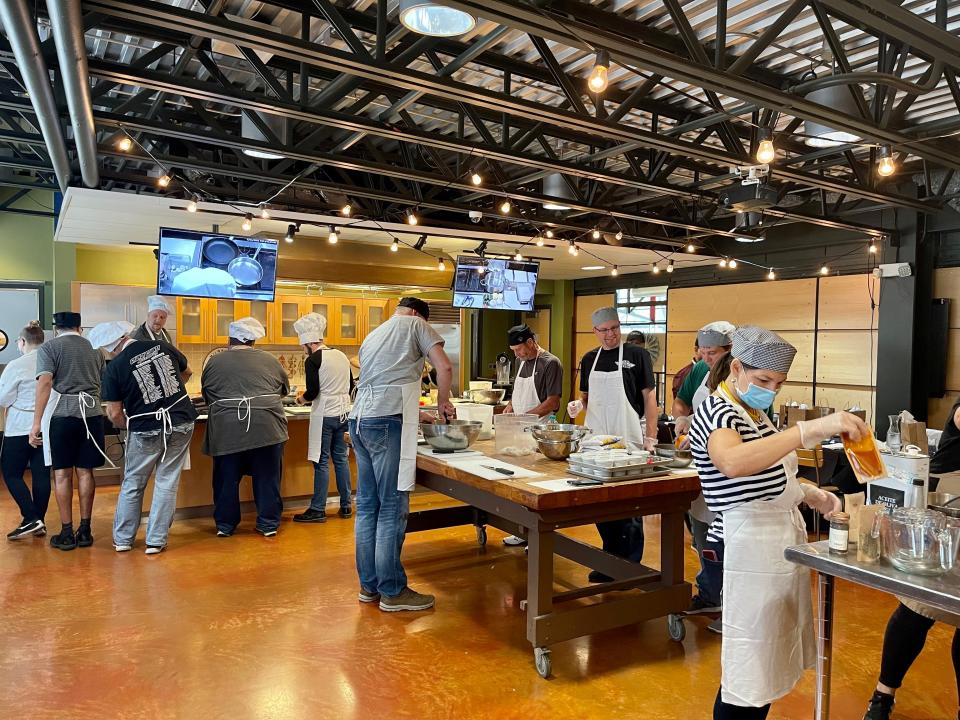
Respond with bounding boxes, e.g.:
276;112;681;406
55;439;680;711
494;413;539;456
456;403;494;440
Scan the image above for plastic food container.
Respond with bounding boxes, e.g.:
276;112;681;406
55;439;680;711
456;403;494;440
494;413;539;456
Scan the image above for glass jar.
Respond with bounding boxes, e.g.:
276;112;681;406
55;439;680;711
828;512;851;555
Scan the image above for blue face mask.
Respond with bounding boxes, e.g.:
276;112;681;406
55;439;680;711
736;376;777;410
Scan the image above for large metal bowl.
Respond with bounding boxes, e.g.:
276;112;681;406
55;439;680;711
929;492;960;519
529;423;591;442
470;388;506;405
655;443;693;468
420;420;482;452
535;438;581;460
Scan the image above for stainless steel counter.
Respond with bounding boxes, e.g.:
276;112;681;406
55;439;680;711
785;540;960;720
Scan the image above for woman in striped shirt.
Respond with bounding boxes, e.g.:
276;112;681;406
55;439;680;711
689;326;869;720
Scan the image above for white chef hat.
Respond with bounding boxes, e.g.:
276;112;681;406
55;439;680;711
697;320;736;348
147;295;173;314
87;320;135;351
293;312;327;344
228;316;266;343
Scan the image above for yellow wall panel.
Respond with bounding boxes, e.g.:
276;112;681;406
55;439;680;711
666;332;698;375
815;330;878;386
946;330;960;391
815;385;877;426
929;395;958;430
933;267;960;328
667;278;816;332
818;274;880;330
778;382;815;408
574;294;614;332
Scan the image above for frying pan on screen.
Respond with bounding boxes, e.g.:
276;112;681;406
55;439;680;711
202;237;239;265
227;246;264;287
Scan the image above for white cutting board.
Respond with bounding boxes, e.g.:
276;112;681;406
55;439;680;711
444;458;542;480
417;447;486;459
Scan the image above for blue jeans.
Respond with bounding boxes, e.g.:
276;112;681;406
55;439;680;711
349;415;409;599
310;416;352;512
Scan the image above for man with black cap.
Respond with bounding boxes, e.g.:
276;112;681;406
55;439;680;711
350;297;454;612
503;324;562;418
29;311;107;550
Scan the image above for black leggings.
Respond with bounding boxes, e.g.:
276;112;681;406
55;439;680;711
0;434;50;523
879;603;960;699
713;689;770;719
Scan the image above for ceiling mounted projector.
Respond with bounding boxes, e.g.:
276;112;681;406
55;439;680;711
720;182;779;212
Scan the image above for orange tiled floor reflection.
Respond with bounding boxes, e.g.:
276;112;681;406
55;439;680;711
0;487;955;720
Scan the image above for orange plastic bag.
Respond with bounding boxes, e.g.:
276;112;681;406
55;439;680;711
842;430;887;483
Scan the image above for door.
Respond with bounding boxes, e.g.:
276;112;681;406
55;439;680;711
0;285;42;367
336;298;361;344
176;297;207;343
362;299;389;338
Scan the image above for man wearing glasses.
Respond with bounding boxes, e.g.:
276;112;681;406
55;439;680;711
567;306;658;582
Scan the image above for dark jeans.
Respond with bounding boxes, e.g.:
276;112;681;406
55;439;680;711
879;603;960;699
212;442;284;533
699;536;725;607
310;416;352;512
713;689;770;719
1;434;50;523
596;518;645;562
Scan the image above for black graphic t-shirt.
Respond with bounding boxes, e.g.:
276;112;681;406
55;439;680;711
102;341;197;433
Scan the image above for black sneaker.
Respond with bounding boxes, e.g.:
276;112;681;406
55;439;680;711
588;570;615;583
293;508;326;523
216;528;233;537
7;519;44;540
50;529;77;551
76;525;94;547
338;507;352;519
863;691;895;720
686;594;721;615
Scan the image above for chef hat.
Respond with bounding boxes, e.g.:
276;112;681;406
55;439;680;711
87;320;135;351
147;295;173;314
591;306;619;328
731;325;797;374
507;323;535;345
293;312;327;344
228;316;266;343
697;320;736;348
52;311;82;329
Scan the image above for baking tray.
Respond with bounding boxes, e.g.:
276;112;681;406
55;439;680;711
568;466;672;483
567;455;673;480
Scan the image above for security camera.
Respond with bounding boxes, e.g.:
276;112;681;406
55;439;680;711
469;210;483;223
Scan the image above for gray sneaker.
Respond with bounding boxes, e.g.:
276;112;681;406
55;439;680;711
707;617;723;634
379;587;435;612
358;587;381;603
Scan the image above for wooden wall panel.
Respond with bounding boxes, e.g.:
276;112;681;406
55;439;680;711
929;269;960;425
818;274;880;330
816;385;877;425
929;395;957;430
666;332;698;375
945;330;960;391
779;382;815;408
933;267;960;328
573;333;597;372
575;293;614;332
815;331;878;386
667;278;816;332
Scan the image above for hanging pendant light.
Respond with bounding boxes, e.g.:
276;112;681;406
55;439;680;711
399;0;476;37
542;173;574;211
802;84;863;147
588;50;610;94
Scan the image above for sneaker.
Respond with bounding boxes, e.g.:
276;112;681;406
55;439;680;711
502;534;527;547
338;507;352;519
114;543;133;552
216;528;233;537
588;570;615;583
686;594;721;615
33;522;46;537
293;508;326;523
145;545;166;555
863;691;895;720
358;586;381;603
50;529;77;551
707;617;723;635
379;587;435;612
256;527;278;538
7;519;44;540
75;525;93;547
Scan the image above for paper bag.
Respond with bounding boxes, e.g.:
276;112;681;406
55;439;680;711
901;419;927;450
786;406;808;428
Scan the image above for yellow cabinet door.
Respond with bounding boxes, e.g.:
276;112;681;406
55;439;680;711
176;297;208;343
302;299;333;341
212;299;250;344
362;298;389;338
274;295;305;345
336;298;361;344
247;300;271;341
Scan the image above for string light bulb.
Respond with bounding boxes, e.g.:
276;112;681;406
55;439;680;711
545;229;554;239
652;264;660;274
514;250;523;261
118;136;133;152
615;230;624;241
767;268;776;280
611;265;619;277
567;241;577;256
477;263;486;275
390;239;399;252
820;264;829;275
535;236;544;247
438;257;446;272
328;225;339;244
186;197;197;213
259;204;270;220
756;128;776;165
284;224;296;243
591;228;601;240
588;49;610;94
869;241;877;254
341;203;352;217
407;210;418;226
470;170;482;186
720;258;728;268
729;259;738;269
241;213;252;231
666;260;674;273
157;174;171;188
877;145;896;177
686;243;696;253
499;199;512;214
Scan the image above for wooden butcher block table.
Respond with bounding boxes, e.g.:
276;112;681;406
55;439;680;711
409;439;700;677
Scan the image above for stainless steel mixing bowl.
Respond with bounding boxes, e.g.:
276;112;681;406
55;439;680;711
420;420;482;452
470;388;506;405
655;443;693;468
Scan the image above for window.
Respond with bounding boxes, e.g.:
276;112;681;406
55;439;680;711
615;286;668;405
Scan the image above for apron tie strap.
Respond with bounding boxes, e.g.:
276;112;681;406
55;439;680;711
125;393;190;462
75;391;117;469
210;394;283;433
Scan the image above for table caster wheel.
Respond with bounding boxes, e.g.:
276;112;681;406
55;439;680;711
667;614;686;642
534;647;552;678
476;526;487;547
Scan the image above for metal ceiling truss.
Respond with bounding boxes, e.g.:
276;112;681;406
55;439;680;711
1;0;956;245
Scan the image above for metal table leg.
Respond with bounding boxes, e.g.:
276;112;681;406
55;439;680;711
815;572;835;720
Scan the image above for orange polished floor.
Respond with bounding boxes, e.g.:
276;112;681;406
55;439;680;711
0;487;955;720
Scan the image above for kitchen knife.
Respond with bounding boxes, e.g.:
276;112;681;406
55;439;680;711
482;465;515;476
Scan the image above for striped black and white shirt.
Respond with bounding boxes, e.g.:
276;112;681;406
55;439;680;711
688;394;788;541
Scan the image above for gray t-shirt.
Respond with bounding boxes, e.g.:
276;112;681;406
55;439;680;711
35;333;105;418
515;350;564;402
201;347;289;456
351;315;444;418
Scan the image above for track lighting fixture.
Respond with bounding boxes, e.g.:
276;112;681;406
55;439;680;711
284;224;297;243
241;213;252;231
157;174;171;188
438;257;446;272
514;250;523;261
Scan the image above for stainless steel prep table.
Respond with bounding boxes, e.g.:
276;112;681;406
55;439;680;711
409;439;701;677
785;541;960;720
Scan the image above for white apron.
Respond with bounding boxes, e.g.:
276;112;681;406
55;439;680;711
689;374;717;524
40;388;61;467
144;325;172;343
306;348;351;463
718;393;815;708
354;379;421;491
511;355;542;416
691;374;711;410
584;343;644;445
42;391;116;469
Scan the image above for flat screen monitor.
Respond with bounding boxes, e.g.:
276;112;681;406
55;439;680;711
452;255;539;311
157;227;279;302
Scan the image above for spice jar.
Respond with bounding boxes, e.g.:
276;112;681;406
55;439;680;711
828;512;850;555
